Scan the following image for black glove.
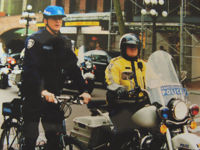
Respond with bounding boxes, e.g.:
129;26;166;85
116;87;128;98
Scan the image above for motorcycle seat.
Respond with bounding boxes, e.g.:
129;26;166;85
87;100;111;115
87;100;107;108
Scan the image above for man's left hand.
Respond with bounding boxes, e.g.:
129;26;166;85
79;92;91;104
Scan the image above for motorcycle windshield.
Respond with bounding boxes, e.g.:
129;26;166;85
146;50;188;106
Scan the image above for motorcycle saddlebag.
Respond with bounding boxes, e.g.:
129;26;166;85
70;115;112;149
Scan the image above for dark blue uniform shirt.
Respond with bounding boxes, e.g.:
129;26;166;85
22;29;87;99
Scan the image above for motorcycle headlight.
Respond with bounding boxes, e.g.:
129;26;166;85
11;59;16;65
170;100;188;121
85;61;92;69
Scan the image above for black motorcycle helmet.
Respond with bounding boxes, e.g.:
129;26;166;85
119;33;141;61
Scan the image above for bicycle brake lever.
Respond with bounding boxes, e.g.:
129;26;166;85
73;97;84;105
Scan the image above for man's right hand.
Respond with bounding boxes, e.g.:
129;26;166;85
41;90;56;103
116;87;128;98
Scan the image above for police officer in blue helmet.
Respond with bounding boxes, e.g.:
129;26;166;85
22;6;91;150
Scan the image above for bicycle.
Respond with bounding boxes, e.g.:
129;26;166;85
0;96;87;150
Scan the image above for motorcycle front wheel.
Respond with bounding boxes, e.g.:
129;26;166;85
0;74;8;89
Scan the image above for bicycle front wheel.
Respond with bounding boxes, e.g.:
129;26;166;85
0;125;23;150
63;136;87;150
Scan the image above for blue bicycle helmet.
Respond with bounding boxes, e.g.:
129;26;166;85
43;6;65;18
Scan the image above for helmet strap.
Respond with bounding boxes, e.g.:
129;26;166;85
45;19;60;36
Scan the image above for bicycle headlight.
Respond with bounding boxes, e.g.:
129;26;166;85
85;61;92;69
170;100;188;121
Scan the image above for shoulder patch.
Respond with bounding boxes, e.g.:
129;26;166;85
107;63;114;70
111;56;121;62
27;39;35;49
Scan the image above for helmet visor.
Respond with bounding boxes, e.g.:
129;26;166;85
126;44;137;48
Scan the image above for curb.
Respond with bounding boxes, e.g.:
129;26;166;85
188;90;200;95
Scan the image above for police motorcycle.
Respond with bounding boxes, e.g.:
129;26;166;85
70;50;200;150
0;50;21;89
78;56;95;93
62;45;95;94
142;50;200;150
8;49;24;92
78;45;96;93
0;56;10;89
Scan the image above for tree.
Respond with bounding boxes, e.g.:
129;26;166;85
56;0;64;7
113;0;125;36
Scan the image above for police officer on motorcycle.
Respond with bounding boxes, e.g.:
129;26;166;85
22;6;91;150
105;33;146;150
105;33;146;103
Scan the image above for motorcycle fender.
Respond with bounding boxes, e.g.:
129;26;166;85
172;133;200;149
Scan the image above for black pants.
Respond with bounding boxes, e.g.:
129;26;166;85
22;98;64;150
108;102;149;150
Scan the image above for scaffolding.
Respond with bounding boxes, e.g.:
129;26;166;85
128;0;200;83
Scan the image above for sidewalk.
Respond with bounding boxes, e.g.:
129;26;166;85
186;80;200;94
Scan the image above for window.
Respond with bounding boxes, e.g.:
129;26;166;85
3;0;23;15
103;0;111;12
189;0;200;16
70;0;80;13
86;0;97;13
28;0;51;13
168;0;179;16
124;0;133;21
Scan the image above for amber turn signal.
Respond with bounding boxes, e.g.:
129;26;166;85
160;124;167;134
190;121;197;129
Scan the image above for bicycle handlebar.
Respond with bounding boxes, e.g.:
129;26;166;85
55;96;84;118
55;95;84;105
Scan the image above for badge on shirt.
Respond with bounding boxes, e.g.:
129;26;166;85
27;39;35;49
43;45;53;51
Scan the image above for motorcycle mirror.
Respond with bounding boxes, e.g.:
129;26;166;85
180;70;187;82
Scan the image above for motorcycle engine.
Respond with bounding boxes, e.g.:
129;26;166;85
140;135;153;150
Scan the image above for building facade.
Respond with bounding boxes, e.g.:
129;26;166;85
0;0;51;53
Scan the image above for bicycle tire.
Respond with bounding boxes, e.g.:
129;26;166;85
63;136;87;150
0;125;23;150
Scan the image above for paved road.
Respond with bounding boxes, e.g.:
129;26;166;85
0;84;200;141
